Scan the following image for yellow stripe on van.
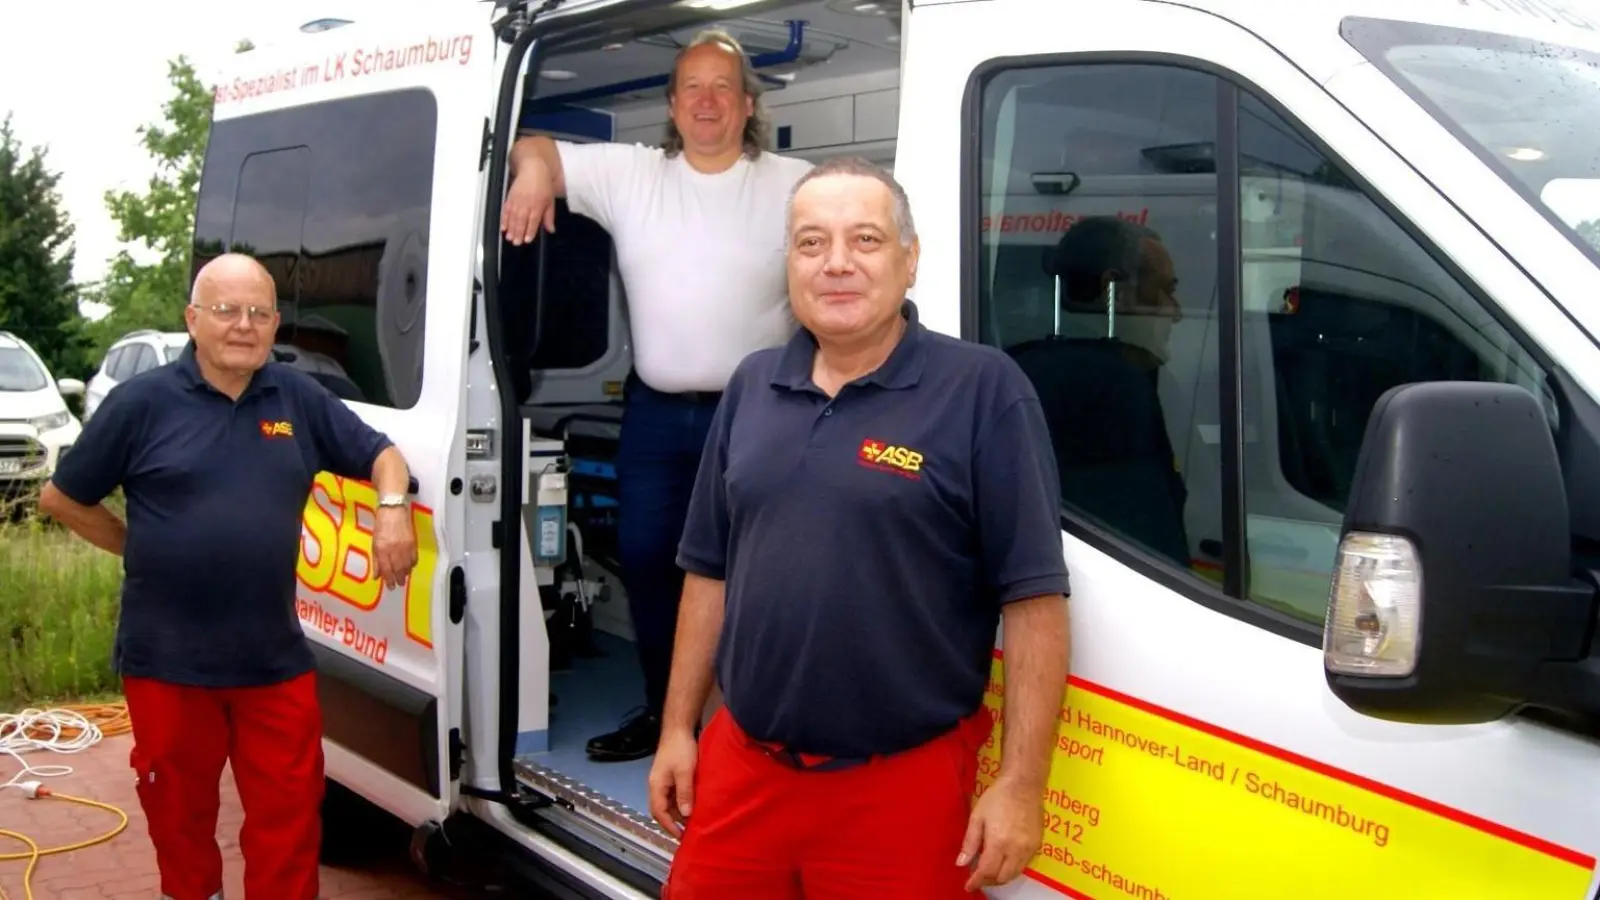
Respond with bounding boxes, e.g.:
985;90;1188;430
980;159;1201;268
977;652;1595;899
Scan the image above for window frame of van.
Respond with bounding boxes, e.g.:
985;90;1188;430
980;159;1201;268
957;50;1568;648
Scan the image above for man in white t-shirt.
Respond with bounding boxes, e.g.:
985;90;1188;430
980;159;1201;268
502;29;814;763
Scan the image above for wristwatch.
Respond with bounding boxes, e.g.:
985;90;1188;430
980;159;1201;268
377;493;409;509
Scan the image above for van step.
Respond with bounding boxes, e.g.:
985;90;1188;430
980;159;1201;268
512;758;679;862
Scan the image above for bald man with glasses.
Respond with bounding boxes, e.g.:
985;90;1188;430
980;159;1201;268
39;253;419;900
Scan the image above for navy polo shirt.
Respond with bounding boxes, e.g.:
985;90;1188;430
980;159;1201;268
677;300;1072;759
50;343;393;688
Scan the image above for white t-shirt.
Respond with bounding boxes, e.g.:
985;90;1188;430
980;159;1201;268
555;140;815;394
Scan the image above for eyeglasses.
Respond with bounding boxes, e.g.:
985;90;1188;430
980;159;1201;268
192;302;277;326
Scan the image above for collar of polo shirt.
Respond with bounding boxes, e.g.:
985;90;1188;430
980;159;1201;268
174;339;279;398
771;298;929;393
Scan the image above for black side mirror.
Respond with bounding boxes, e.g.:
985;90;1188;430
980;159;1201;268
1324;381;1597;724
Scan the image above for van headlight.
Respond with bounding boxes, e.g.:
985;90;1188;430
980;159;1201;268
1323;532;1422;677
30;411;72;433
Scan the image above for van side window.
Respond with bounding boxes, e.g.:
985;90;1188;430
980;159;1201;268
191;89;438;409
970;60;1559;633
1236;92;1557;624
231;147;311;312
974;62;1231;589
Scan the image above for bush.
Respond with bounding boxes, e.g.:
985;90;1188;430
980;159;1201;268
0;496;125;709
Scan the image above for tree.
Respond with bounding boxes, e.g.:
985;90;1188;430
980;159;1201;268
1575;218;1600;253
89;54;214;347
0;113;91;377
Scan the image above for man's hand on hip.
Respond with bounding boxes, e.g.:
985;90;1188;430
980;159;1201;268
373;506;419;589
958;774;1044;892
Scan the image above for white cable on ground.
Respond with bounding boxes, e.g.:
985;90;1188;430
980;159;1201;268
0;708;105;791
0;705;133;900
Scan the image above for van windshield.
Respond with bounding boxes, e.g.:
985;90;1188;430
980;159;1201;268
1342;16;1600;265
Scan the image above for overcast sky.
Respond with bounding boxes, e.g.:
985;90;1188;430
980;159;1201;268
0;0;401;288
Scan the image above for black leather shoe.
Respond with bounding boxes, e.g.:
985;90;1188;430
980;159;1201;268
585;707;661;762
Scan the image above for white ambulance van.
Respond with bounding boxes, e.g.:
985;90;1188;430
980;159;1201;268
198;0;1600;895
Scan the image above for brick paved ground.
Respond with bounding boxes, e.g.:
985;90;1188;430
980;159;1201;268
1;734;515;900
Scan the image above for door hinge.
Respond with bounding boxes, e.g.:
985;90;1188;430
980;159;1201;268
449;566;467;624
479;117;493;171
490;519;503;549
448;728;465;781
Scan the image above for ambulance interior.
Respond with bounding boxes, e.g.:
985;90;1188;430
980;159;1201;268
498;0;905;823
496;0;1563;831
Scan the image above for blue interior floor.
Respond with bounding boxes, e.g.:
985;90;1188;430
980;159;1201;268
519;630;654;815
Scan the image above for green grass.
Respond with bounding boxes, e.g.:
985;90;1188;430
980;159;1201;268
0;494;126;710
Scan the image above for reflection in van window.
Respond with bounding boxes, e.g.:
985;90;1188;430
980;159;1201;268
191;89;437;409
1236;91;1556;624
975;62;1229;588
230;147;311;312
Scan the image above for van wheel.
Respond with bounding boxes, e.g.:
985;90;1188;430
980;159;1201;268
319;777;393;865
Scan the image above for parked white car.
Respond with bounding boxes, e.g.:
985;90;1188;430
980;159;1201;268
0;331;83;508
82;330;191;422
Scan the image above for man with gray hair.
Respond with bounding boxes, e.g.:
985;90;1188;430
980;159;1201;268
649;157;1071;897
501;30;814;762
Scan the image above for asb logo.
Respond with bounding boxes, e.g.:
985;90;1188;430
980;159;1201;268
858;437;924;479
260;420;295;439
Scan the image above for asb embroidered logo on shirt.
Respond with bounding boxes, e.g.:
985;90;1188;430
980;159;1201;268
858;437;924;480
260;420;295;439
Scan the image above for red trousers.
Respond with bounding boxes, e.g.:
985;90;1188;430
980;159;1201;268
122;671;324;900
664;706;994;900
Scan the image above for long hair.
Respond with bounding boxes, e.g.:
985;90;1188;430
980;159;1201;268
661;29;771;161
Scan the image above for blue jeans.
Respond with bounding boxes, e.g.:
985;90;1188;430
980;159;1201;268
615;373;722;717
